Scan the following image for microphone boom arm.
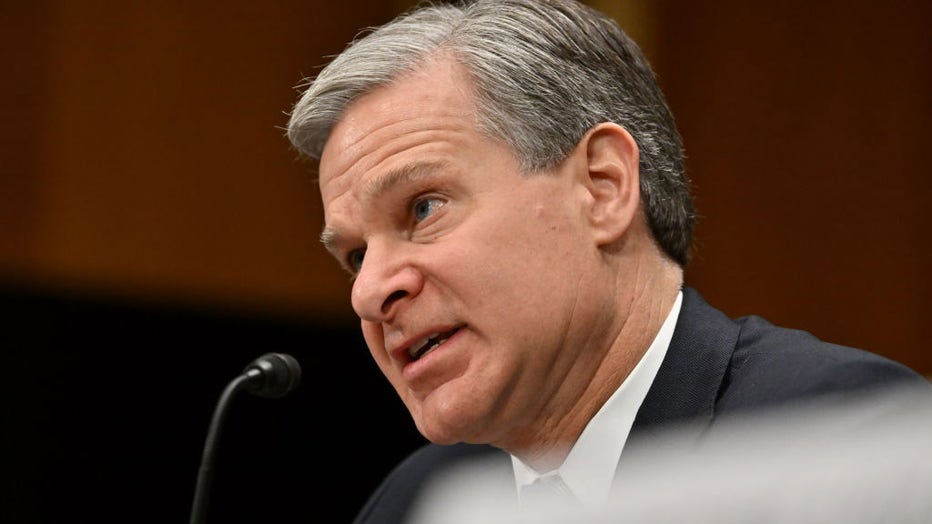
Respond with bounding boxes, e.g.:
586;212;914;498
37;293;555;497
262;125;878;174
188;353;302;524
189;373;250;524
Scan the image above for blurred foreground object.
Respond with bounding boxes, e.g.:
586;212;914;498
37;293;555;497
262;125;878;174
411;384;932;523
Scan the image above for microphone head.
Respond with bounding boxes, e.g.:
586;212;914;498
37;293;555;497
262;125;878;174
242;352;302;399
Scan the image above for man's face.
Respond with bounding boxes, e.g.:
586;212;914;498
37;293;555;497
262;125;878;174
318;56;615;446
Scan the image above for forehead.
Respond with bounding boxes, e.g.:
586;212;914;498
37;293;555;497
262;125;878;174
319;56;478;195
320;56;475;175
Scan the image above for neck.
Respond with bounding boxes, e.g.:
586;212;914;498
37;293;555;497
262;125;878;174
504;251;683;471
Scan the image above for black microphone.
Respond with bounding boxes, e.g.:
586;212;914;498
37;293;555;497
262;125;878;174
242;352;303;399
189;353;302;524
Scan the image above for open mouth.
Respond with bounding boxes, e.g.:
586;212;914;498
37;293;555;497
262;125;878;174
408;327;461;361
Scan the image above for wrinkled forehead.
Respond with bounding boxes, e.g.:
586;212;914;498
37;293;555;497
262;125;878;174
317;55;479;204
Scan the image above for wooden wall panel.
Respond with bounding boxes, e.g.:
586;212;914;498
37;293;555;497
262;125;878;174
0;2;50;275
2;1;405;320
654;0;932;374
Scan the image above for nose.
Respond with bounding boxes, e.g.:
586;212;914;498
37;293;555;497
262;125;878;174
350;240;423;322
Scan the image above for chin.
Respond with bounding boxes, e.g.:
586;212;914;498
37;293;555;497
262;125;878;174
413;413;469;445
412;402;486;446
420;431;462;446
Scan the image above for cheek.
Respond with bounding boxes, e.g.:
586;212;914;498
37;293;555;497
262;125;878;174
470;214;586;290
467;219;591;350
361;321;392;372
361;320;420;417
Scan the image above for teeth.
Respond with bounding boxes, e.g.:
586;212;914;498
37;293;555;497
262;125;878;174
420;340;443;358
408;333;439;359
406;329;459;360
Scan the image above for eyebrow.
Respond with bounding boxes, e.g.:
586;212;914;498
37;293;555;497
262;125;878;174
319;160;449;255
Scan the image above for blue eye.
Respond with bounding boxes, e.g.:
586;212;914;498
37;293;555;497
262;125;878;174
347;249;365;272
413;197;444;223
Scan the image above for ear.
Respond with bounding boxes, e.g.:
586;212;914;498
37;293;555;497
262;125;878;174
576;122;640;246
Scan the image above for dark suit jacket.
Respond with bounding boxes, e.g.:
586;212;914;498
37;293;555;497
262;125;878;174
352;287;931;524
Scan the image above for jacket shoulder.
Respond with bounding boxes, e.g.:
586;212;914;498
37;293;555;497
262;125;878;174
717;314;930;411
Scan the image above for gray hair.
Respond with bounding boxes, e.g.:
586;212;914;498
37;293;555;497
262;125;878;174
286;0;695;266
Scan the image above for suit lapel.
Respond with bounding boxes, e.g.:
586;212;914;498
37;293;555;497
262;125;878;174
615;287;739;477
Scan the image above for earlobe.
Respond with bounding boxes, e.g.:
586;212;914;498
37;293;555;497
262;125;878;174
579;123;640;246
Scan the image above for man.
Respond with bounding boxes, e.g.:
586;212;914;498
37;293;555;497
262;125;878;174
284;1;930;522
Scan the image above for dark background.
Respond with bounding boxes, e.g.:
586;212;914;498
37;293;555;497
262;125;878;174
3;1;930;522
4;283;422;523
